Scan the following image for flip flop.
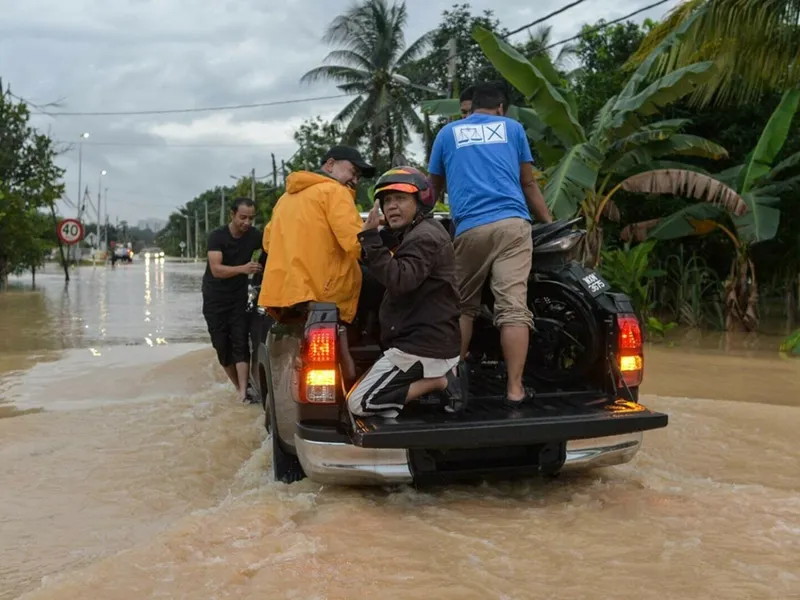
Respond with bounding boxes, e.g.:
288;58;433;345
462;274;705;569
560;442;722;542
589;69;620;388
504;389;533;409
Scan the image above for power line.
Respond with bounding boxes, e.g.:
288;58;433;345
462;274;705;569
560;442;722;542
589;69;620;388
505;0;593;38
13;1;595;119
56;140;279;148
20;93;354;117
541;0;673;52
10;1;670;123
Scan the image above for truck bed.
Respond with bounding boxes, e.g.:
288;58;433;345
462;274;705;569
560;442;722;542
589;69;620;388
349;363;667;449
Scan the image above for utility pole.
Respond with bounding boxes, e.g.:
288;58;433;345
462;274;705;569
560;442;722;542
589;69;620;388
250;167;256;203
220;188;226;226
271;153;278;188
194;212;200;262
447;37;458;98
185;215;191;260
103;188;108;253
204;197;209;240
95;183;102;267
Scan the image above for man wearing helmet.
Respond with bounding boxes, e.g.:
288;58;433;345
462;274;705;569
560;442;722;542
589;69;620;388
428;81;553;407
347;166;468;418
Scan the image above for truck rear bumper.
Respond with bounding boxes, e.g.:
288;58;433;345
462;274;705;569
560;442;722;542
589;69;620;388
294;431;644;486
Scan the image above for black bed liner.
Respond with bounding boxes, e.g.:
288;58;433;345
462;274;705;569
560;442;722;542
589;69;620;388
349;364;667;449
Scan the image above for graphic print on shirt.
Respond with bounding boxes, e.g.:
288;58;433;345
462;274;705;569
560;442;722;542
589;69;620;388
452;120;507;149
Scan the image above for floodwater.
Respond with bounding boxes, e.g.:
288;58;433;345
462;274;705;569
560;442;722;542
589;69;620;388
1;260;798;600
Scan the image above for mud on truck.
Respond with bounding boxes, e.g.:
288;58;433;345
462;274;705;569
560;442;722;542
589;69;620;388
247;215;668;485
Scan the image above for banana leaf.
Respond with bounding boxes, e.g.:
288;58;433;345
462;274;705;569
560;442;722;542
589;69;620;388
646;203;727;240
732;193;780;244
641;118;691;132
611;128;674;153
609;62;715;137
762;150;800;184
516;107;565;166
737;89;800;193
473;25;586;147
715;165;743;187
544;142;604;219
619;169;747;215
755;174;800;197
419;98;459;116
606;135;727;174
614;160;710;179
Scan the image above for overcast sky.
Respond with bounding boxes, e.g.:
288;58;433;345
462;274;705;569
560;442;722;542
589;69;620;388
0;0;681;224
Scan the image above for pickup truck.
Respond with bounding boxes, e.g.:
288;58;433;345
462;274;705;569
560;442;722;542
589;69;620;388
247;214;668;485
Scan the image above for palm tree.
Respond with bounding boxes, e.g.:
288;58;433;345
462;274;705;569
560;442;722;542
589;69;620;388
630;0;800;105
519;25;579;79
300;0;434;164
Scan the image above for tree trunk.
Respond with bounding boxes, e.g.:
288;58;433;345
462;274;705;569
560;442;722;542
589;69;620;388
724;251;757;332
31;265;36;287
423;114;432;163
387;129;396;165
786;270;798;333
49;205;70;283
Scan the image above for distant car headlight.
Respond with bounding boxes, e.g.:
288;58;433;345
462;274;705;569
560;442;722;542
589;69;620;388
144;252;151;259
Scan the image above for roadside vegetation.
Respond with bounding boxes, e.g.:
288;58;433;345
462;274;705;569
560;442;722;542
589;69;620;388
3;1;799;346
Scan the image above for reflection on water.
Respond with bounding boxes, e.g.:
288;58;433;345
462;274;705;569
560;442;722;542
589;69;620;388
1;261;799;600
0;261;207;360
0;261;208;415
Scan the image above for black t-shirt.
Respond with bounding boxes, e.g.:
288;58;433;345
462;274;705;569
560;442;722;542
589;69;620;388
202;225;262;304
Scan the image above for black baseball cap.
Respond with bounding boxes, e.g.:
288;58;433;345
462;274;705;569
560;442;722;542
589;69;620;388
321;145;376;178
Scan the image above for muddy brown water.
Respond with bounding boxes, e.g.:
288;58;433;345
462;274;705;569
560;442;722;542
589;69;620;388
1;260;798;600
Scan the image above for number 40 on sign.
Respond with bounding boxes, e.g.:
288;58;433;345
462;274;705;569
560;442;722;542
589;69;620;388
57;218;85;245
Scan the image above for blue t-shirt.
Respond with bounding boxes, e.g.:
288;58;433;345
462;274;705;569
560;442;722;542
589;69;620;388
428;113;533;237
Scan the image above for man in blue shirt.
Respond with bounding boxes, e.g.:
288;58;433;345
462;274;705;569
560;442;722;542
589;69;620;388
428;82;552;406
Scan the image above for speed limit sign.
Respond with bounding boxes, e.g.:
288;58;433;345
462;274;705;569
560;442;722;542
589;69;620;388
57;218;85;245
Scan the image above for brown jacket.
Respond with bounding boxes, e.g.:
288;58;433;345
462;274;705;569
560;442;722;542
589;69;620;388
358;218;460;359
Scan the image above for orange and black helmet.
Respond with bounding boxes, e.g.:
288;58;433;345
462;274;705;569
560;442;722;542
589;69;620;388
373;166;435;215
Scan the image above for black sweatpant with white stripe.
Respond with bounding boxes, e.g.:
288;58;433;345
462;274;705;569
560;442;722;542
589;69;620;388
347;355;424;419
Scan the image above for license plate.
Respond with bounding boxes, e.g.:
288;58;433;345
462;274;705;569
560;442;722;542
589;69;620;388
578;270;610;297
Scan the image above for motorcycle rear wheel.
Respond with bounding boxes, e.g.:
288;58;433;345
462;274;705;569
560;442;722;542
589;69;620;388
528;279;600;383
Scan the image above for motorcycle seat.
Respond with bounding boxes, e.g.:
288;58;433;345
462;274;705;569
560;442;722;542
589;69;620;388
531;221;567;240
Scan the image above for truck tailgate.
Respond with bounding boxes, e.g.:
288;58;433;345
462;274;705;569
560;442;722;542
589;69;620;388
350;397;667;449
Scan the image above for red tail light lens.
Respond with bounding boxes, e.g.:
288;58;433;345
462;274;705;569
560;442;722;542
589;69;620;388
618;316;642;350
302;326;337;404
306;327;336;362
617;314;643;388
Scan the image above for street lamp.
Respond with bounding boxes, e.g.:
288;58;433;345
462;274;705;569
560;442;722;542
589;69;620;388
94;170;106;266
71;132;90;265
76;132;90;218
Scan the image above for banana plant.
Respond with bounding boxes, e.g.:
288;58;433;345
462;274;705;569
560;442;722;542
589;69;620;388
471;6;727;265
619;89;800;332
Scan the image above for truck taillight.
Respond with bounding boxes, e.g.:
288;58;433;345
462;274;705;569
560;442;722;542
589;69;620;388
617;314;643;388
301;326;337;404
307;327;335;362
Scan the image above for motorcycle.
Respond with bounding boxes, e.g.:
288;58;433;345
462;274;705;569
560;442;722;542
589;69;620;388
465;215;617;386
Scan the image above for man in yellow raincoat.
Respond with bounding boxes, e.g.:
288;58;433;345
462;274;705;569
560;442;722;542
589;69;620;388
258;146;375;325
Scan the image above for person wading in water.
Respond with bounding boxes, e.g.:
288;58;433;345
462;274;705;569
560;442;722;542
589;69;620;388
202;197;263;402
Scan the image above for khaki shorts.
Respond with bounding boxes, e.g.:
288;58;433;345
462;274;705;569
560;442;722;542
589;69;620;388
454;217;533;328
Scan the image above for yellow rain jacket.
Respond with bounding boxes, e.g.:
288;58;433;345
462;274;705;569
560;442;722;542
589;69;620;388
258;171;363;323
